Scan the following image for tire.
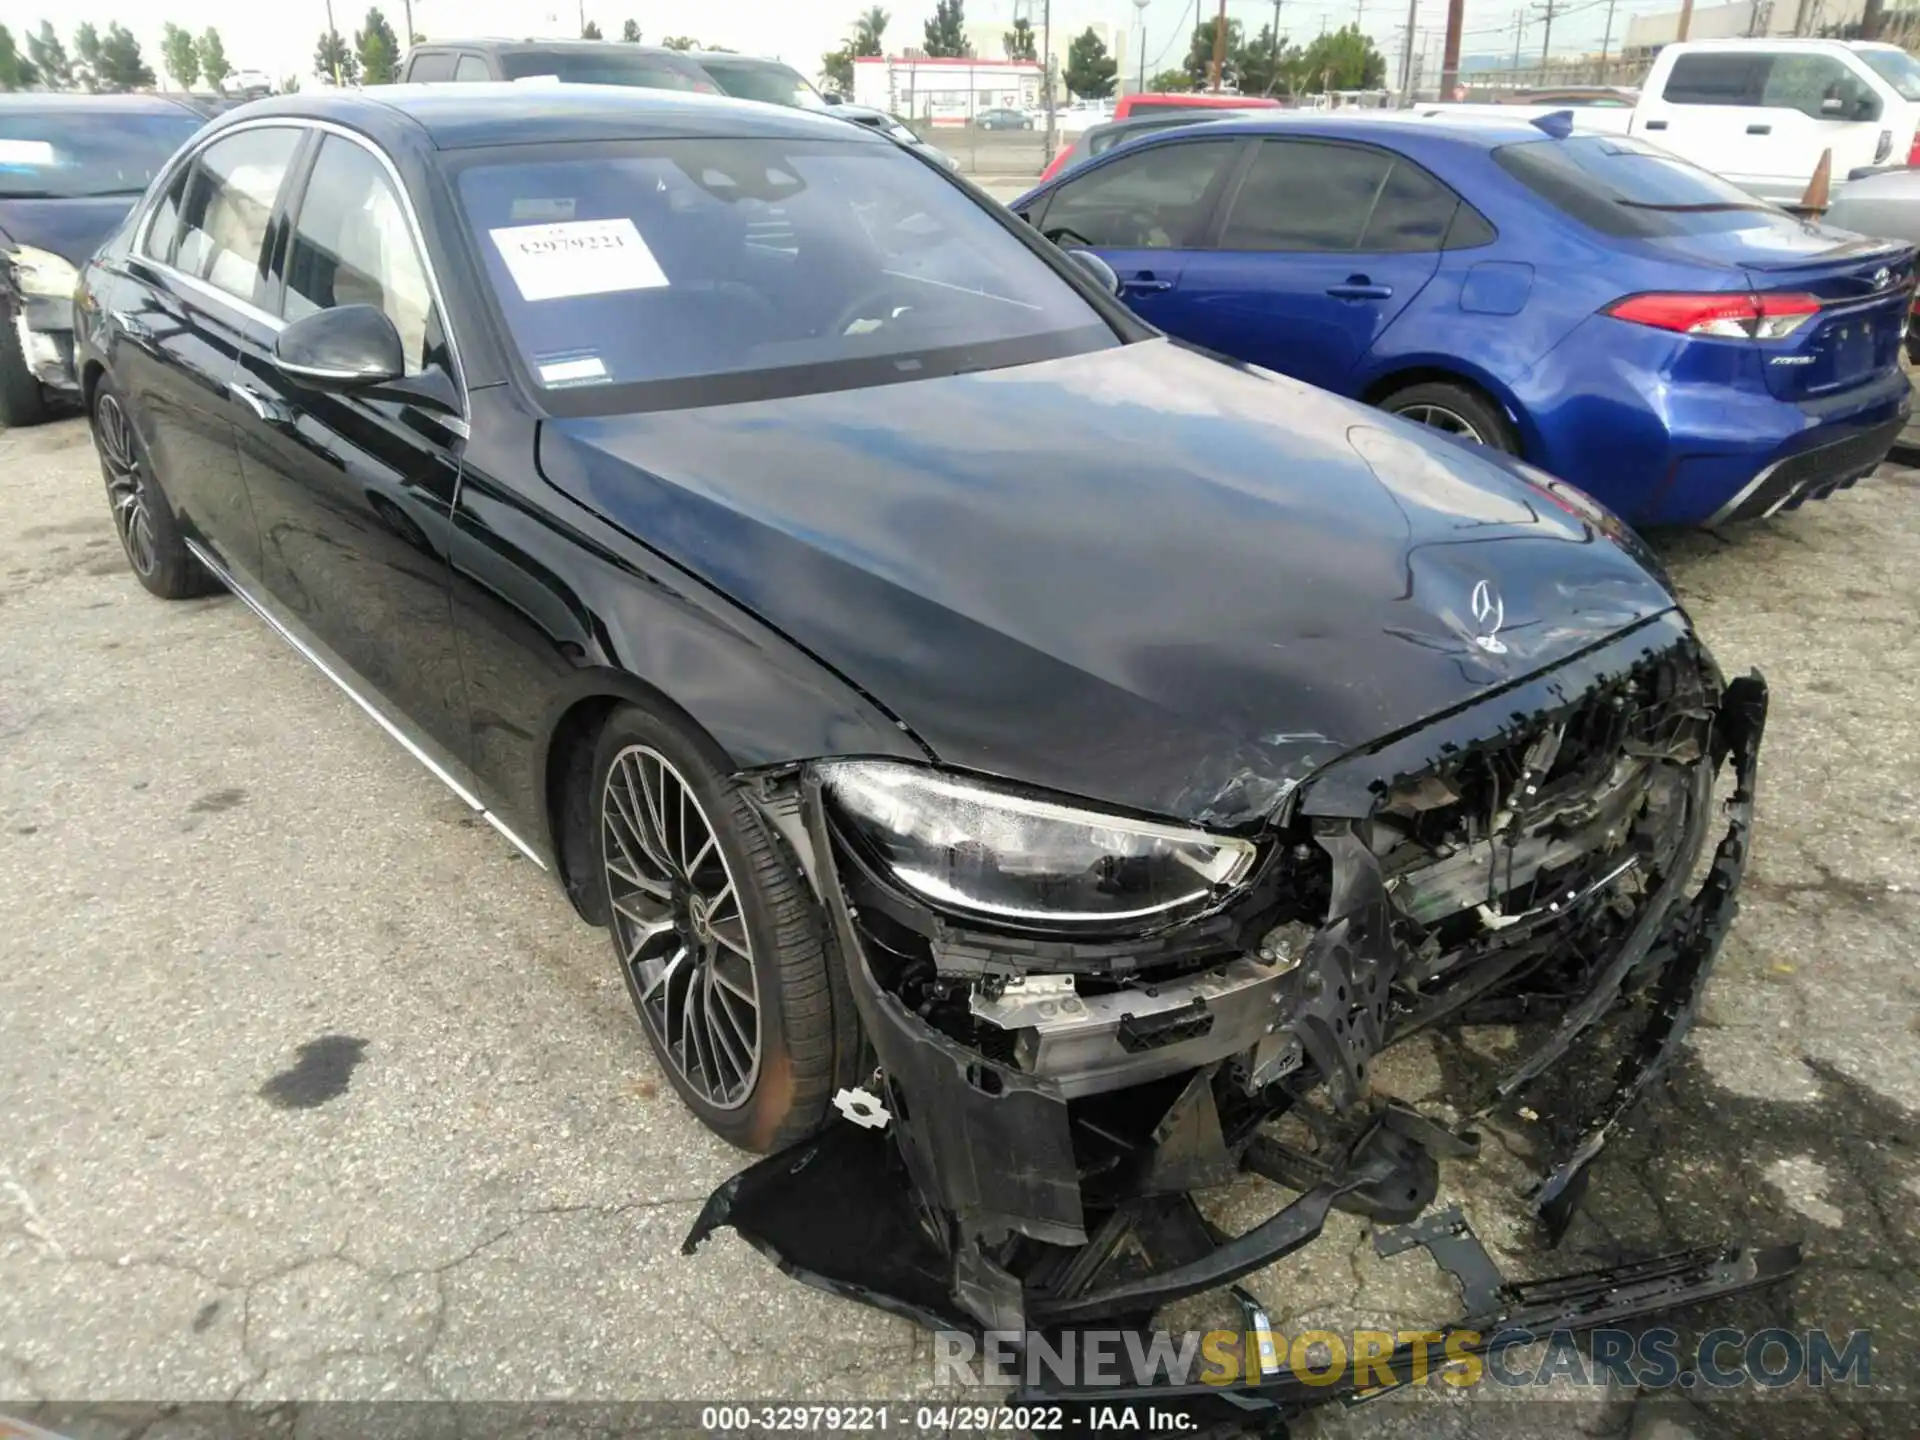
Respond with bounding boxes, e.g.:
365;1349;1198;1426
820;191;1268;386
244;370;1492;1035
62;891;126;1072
91;377;221;600
591;704;840;1152
1378;379;1520;455
0;312;50;428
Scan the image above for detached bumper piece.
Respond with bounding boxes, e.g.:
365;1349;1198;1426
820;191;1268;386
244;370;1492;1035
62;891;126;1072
686;618;1780;1424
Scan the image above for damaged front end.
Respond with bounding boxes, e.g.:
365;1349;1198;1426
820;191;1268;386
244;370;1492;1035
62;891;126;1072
686;611;1784;1407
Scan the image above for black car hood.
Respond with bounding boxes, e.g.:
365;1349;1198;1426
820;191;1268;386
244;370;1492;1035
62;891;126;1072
0;195;136;267
536;340;1678;826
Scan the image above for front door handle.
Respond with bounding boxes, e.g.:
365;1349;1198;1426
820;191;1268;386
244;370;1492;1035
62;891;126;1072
1746;123;1772;135
1327;281;1393;300
1120;275;1174;293
228;380;291;427
1645;119;1668;131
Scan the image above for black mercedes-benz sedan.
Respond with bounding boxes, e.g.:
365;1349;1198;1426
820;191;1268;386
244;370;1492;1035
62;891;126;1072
75;84;1781;1390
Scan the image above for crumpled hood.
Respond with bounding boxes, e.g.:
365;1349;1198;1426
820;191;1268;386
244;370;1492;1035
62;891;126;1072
0;195;135;268
536;339;1678;825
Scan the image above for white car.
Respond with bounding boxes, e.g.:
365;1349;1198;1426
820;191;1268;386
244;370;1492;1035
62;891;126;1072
221;69;274;97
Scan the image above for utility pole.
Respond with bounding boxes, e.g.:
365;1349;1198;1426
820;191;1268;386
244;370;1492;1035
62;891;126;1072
1209;0;1228;90
401;0;414;47
1510;8;1525;71
1440;0;1463;98
1534;0;1557;64
578;0;586;36
1042;0;1055;164
1399;0;1419;101
1598;0;1617;66
1792;0;1813;33
1134;0;1150;91
1269;0;1283;95
1677;0;1695;41
325;0;342;84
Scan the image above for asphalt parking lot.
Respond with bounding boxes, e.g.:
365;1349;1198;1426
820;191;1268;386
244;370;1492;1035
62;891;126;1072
2;412;1917;1439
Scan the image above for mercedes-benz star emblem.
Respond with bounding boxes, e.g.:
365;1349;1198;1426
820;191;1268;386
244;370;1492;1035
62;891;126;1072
1470;579;1508;655
1873;267;1892;291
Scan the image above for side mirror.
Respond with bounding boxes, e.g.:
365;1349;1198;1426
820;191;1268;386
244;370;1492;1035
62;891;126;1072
273;304;405;389
1820;94;1846;116
1064;246;1120;296
822;92;845;105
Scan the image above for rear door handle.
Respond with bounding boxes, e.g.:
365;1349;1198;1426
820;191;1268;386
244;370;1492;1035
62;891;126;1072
1645;119;1668;131
1327;282;1393;300
1121;277;1173;293
1746;123;1772;135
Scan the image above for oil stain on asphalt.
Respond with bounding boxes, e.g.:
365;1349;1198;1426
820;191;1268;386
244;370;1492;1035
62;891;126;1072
259;1035;369;1110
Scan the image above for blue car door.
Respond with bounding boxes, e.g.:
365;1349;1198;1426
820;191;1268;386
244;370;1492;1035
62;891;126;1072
1168;138;1451;393
1024;135;1246;331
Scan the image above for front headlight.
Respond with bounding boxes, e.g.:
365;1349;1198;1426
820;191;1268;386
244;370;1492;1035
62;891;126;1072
818;760;1257;926
8;245;80;301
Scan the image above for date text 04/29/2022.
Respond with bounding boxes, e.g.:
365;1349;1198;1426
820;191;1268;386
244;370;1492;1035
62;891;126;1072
698;1405;1188;1433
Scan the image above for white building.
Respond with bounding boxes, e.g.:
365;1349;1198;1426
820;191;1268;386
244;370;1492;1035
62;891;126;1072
852;56;1045;123
1623;0;1870;51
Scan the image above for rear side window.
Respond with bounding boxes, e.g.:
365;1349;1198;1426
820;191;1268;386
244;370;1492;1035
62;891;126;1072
1037;139;1238;249
142;165;191;264
406;51;456;82
1495;135;1809;239
172;126;303;303
1220;140;1401;252
1663;52;1769;105
454;55;492;82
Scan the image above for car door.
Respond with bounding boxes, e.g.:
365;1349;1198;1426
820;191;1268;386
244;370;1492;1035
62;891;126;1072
1167;139;1446;393
226;130;474;768
111;125;306;578
1634;50;1774;187
1024;136;1243;328
1752;52;1888;196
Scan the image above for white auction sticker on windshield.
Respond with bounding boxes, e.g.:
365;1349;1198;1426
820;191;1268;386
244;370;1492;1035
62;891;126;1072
489;218;668;302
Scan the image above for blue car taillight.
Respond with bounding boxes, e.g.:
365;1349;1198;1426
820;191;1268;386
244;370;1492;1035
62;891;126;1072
1604;291;1821;341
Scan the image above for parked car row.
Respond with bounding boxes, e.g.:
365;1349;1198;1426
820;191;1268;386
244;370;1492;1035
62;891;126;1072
60;84;1780;1387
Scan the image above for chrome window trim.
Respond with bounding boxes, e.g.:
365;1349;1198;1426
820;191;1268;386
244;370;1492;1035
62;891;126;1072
129;115;471;421
184;536;545;870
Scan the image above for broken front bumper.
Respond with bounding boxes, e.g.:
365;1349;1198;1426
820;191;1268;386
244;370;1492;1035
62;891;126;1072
688;617;1776;1389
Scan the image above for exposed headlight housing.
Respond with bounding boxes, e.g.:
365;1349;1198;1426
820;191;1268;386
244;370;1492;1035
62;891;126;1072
818;760;1257;927
8;245;80;301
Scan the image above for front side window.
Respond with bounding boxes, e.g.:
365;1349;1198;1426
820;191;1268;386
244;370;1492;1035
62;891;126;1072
1037;139;1238;249
1761;54;1878;121
172;126;303;304
454;135;1115;410
283;135;436;374
0;108;202;201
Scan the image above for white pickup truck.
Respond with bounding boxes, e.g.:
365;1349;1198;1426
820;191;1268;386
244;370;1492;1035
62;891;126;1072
1418;39;1920;205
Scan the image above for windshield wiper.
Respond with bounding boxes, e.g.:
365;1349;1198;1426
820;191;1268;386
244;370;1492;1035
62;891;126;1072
0;190;62;201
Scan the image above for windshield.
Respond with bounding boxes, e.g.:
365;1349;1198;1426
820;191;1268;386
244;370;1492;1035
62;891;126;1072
1495;135;1809;238
1859;46;1920;101
698;59;833;111
498;51;707;90
0;109;202;200
456;136;1114;412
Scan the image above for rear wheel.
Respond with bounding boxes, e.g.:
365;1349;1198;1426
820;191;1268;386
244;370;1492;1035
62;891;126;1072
92;379;221;600
1378;380;1519;454
592;704;840;1152
0;316;50;428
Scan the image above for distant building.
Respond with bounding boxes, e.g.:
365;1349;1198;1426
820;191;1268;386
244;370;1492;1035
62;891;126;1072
852;56;1045;122
1622;0;1870;52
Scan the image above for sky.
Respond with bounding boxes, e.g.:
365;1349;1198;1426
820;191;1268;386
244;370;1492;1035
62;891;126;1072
9;0;1665;91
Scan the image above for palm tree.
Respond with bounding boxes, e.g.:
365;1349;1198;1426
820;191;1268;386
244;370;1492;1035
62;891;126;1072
853;6;889;55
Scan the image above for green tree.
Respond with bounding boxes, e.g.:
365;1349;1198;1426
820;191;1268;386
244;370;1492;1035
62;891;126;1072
26;22;71;89
1003;16;1036;62
197;29;231;89
1147;68;1189;93
820;43;853;93
96;23;155;91
72;23;102;89
160;23;199;90
620;19;641;41
315;29;358;84
1063;27;1115;99
0;27;37;90
661;35;699;49
280;72;301;93
1297;24;1383;93
581;20;603;38
1234;24;1295;96
1184;16;1244;88
922;0;970;58
854;5;889;54
355;7;400;84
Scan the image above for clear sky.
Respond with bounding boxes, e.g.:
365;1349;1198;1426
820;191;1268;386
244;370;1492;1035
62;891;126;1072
11;0;1660;91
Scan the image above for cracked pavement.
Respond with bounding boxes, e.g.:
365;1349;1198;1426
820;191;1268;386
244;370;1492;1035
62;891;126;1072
2;416;1917;1437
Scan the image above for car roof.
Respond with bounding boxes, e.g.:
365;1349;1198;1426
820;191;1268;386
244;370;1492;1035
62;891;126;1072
0;92;202;117
225;83;888;151
409;37;692;57
1138;111;1548;149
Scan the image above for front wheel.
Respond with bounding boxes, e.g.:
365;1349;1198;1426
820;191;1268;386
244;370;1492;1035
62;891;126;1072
1378;380;1519;455
592;705;842;1152
92;379;221;600
0;315;50;428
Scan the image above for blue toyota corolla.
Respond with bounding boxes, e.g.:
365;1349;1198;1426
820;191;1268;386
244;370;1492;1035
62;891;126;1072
1013;114;1915;526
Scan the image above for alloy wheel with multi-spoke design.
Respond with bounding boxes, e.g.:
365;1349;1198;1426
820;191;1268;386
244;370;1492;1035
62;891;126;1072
601;744;762;1110
1393;403;1485;445
95;392;158;577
